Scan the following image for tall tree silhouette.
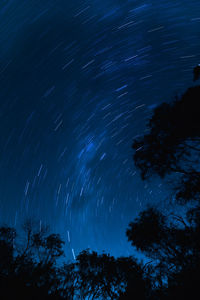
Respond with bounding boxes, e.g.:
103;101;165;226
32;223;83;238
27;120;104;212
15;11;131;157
127;67;200;299
73;249;149;299
193;64;200;81
0;220;65;300
133;68;200;203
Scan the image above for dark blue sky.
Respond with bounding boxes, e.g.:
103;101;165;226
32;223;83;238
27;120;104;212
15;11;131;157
0;0;199;260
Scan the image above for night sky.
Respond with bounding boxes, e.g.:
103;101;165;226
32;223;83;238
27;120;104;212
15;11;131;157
0;0;200;260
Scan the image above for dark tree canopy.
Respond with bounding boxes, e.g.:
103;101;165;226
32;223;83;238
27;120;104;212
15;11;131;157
72;249;149;300
133;70;200;203
133;85;200;179
0;222;150;300
193;64;200;82
127;67;200;300
0;222;65;300
126;208;167;253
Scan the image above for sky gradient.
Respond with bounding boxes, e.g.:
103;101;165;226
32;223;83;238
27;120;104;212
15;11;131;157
0;0;200;260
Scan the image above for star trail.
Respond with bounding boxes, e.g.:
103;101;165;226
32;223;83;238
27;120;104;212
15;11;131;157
0;0;200;260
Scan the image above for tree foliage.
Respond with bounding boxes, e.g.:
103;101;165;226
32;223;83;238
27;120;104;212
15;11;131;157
0;222;148;300
133;71;200;203
128;67;200;299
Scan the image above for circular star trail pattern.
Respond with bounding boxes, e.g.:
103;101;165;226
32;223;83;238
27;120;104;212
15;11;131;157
0;0;200;259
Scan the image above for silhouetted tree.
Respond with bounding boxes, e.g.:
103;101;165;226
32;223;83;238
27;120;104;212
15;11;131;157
193;64;200;81
133;69;200;204
0;226;16;273
0;220;65;300
60;249;149;300
1;222;152;300
75;249;129;299
128;67;200;299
